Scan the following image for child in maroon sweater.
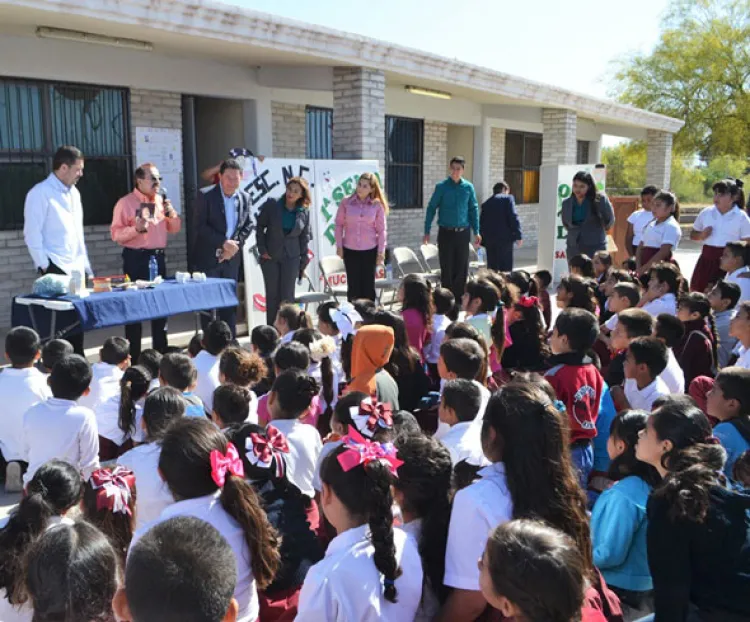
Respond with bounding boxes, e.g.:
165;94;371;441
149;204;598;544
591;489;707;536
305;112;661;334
545;308;604;489
675;292;718;386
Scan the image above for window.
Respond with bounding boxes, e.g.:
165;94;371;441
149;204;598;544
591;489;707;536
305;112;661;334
306;106;332;159
504;131;542;204
576;140;590;165
0;78;131;230
385;116;423;209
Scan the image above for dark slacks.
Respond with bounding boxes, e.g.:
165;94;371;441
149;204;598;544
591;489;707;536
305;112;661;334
122;248;168;362
485;243;514;272
343;247;377;301
437;227;471;301
44;261;84;356
203;258;241;336
260;256;299;326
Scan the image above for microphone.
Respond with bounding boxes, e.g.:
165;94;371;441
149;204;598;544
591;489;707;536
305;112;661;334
160;186;168;201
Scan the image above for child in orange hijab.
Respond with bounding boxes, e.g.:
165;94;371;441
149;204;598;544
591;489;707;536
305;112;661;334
346;325;399;410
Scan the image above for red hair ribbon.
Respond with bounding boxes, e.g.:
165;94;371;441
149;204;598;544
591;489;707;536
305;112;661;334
337;426;403;476
518;295;539;309
210;442;245;488
246;425;290;478
90;467;135;516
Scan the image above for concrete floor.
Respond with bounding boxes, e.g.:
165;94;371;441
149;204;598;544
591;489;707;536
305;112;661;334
0;241;702;518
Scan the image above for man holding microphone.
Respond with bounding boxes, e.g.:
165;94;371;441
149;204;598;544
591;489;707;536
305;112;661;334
111;162;181;360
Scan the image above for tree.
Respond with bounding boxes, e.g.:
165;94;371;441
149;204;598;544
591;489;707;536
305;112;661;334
610;0;750;159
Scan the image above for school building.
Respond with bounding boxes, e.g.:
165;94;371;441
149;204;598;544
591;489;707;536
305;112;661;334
0;0;683;328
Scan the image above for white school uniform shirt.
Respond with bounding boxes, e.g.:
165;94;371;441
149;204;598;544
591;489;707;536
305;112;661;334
628;209;655;247
661;348;685;394
148;377;160;392
78;362;123;412
402;519;440;622
247;390;259;424
624;377;670;412
640;216;681;250
193;350;220;413
296;524;423;622
440;421;490;467
23;173;92;275
117;442;174;531
725;266;750;303
642;292;677;318
280;330;296;345
132;492;258;622
94;394;129;446
0;367;50;462
0;515;75;622
445;462;514;591
604;313;620;332
735;345;750;369
425;314;451;364
313;440;342;493
309;361;341;413
692;204;750;247
268;418;322;497
22;397;99;486
434;379;491;440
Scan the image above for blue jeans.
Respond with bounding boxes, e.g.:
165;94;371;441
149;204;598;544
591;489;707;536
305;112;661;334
570;442;594;491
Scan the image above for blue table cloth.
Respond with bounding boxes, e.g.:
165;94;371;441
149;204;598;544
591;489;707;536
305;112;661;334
12;278;239;339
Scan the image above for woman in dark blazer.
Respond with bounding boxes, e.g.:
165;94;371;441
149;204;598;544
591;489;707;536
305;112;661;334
561;171;615;265
256;176;312;324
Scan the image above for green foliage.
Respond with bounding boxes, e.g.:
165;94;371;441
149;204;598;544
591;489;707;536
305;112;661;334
610;0;750;159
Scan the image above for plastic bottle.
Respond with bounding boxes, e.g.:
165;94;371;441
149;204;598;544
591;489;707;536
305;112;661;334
386;263;393;281
149;255;159;282
477;247;486;264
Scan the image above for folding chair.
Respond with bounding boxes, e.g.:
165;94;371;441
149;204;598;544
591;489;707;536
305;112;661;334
392;246;438;283
294;272;332;312
419;243;441;278
318;255;349;302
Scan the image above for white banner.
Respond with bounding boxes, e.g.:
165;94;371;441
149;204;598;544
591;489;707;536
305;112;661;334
238;159;380;330
134;127;183;213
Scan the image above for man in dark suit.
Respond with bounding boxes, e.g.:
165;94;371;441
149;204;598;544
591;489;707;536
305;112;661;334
479;181;523;272
193;159;253;336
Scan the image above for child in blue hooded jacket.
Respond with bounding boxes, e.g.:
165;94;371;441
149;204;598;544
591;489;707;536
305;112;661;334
591;410;661;618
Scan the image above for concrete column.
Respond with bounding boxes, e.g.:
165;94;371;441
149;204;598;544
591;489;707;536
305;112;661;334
472;119;491;201
589;138;603;164
242;98;274;157
542;109;577;165
489;127;506;190
332;66;385;171
646;130;673;189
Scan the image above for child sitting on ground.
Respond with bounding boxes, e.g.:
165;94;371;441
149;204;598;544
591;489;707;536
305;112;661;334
0;326;49;492
653;313;686;393
533;269;553;328
730;301;750;368
462;278;500;346
570;253;595;279
501;295;550;372
345;324;400;411
676;292;718;385
707;367;750;478
137;348;162;391
22;354;99;486
708;280;741;368
159;352;205;417
640;262;680;317
194;320;233;414
211;384;251;430
424;287;456;385
79;336;130;411
438;379;488;467
399;273;434;360
39;338;73;374
275;303;313;346
251;325;280;397
606;309;655;389
720;240;750;302
257;342;313;426
618;337;670;412
601;282;641;338
219;347;266;423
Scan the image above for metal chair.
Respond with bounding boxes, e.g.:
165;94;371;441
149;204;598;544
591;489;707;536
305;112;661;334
392;246;438;283
419;243;441;278
468;243;486;274
318;255;349;302
294;272;332;311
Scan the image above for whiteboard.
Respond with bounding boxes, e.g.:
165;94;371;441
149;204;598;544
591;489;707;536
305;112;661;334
134;127;183;214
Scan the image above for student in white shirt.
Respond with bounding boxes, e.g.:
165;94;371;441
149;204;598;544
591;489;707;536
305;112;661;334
0;327;50;492
274;303;313;346
115;516;241;622
690;178;750;293
729;302;750;369
636;190;681;275
22;354;99;486
440;382;592;620
425;288;455;368
266;369;323;498
23;146;91;355
720;241;750;302
462;278;499;347
137;348;163;393
293;330;341;429
79;336;131;413
0;460;81;622
159;352;205;418
135;417;280;622
438;379;489;467
218;347;265;424
118;386;185;530
95;365;151;460
194;320;233;413
39;338;74;375
297;434;422;621
640;262;680;318
653;313;686;393
621;337;670;412
625;185;658;257
708;280;742;368
211;384;252;431
392;433;454;622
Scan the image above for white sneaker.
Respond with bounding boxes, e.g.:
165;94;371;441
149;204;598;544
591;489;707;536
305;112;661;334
5;462;22;493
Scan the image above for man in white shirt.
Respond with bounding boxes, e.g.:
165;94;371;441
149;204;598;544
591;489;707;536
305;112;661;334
23;145;91;355
0;327;50;492
621;337;670;411
438;379;489;467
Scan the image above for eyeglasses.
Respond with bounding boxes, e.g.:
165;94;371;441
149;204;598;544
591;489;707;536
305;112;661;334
148;176;162;182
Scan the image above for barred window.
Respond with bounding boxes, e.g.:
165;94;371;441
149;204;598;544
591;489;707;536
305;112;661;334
306;106;332;159
504;131;542;204
0;78;131;230
385;116;423;209
577;140;590;165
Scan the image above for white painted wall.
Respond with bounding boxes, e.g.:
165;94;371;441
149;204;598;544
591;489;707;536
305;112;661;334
386;87;481;125
447;125;475;180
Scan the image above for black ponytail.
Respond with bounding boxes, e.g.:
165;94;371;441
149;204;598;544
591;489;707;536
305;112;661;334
321;444;402;603
270;369;319;419
118;365;152;436
0;461;82;604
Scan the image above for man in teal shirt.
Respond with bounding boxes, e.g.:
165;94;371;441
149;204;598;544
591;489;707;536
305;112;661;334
423;156;481;299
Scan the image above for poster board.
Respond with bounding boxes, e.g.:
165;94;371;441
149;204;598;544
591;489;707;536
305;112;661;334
537;164;606;283
239;158;379;330
134;127;184;213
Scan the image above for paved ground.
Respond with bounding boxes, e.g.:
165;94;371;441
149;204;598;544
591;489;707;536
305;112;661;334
0;241;702;518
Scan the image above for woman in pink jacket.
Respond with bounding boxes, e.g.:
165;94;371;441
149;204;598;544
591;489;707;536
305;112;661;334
334;172;388;301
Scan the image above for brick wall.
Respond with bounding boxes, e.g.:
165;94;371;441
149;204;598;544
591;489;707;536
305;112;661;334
646;130;673;189
542;109;577;165
489;127;506;184
271;102;306;158
517;204;539;245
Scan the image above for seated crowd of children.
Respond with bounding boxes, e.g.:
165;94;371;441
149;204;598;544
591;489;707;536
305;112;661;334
1;183;750;622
